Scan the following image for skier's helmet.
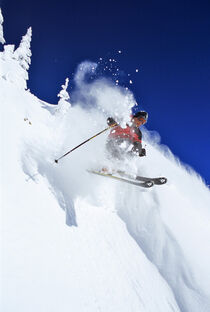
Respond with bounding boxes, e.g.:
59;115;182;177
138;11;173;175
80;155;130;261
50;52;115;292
133;111;148;123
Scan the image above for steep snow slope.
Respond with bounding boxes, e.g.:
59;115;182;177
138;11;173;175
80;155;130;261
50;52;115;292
1;53;210;312
1;78;181;312
115;142;210;312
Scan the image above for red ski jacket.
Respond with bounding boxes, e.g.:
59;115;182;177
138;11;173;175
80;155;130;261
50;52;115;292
109;125;142;143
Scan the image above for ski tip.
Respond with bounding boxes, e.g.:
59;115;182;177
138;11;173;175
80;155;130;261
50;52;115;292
156;177;167;185
160;177;167;184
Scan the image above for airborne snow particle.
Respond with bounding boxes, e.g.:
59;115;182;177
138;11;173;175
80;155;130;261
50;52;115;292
118;50;122;53
129;80;133;84
136;69;139;72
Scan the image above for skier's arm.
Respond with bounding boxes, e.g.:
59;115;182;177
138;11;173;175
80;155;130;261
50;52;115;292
132;142;142;155
132;128;146;157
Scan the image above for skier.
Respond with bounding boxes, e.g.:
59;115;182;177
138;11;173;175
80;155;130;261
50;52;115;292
54;109;167;186
106;111;148;160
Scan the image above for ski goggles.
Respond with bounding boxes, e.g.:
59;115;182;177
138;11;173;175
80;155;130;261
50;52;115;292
136;116;147;124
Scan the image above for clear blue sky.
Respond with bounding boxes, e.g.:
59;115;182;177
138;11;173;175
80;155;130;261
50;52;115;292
1;0;210;183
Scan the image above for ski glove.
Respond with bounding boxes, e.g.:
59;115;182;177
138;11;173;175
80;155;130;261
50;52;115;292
107;117;117;127
139;148;146;157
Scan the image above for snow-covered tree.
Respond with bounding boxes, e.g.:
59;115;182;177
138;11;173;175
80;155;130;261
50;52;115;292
58;78;70;102
0;8;6;44
0;22;32;89
14;27;32;71
57;78;71;114
2;44;15;60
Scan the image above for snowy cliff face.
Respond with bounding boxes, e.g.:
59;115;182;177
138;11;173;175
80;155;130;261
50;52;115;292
1;26;210;312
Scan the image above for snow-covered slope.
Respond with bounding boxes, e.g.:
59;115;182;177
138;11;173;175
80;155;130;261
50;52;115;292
1;29;210;312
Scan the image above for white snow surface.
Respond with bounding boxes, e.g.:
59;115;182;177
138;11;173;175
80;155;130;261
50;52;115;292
1;52;210;312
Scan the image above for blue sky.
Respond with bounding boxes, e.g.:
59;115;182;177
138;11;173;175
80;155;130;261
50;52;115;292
1;0;210;183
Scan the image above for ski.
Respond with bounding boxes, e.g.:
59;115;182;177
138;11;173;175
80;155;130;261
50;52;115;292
117;170;167;185
87;170;154;188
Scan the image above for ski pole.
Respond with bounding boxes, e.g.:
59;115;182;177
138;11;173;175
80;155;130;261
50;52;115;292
55;123;116;163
